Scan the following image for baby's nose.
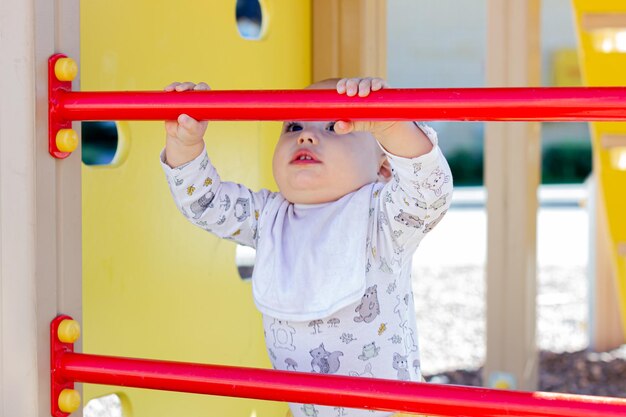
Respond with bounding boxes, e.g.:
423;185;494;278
297;135;316;145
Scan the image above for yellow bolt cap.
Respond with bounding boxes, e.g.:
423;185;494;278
55;57;78;82
58;319;80;343
56;129;78;153
58;389;81;413
493;380;510;389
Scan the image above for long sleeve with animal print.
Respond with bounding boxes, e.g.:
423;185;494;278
161;148;276;248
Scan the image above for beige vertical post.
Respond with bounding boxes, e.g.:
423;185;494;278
313;0;387;81
590;145;624;351
0;0;80;416
484;0;541;391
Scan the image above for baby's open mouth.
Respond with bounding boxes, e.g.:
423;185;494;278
291;150;321;164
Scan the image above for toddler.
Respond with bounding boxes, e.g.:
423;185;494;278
161;78;453;417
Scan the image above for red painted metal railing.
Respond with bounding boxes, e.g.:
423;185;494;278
48;54;626;415
55;87;626;122
52;316;626;417
62;352;626;417
49;54;626;159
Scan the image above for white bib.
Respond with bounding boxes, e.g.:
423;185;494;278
252;183;373;321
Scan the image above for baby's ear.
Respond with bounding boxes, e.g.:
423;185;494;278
377;156;392;183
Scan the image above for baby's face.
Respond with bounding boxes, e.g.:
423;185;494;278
272;120;384;204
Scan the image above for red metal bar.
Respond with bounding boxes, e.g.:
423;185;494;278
54;87;626;122
57;351;626;417
49;54;73;159
51;315;75;417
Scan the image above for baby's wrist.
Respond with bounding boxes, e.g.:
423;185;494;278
370;121;400;141
165;138;204;168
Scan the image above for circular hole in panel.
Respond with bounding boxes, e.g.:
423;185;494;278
236;244;256;280
236;0;265;40
84;393;124;417
82;121;119;166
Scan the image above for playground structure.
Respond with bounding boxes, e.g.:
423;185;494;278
1;1;626;417
50;314;626;417
47;50;626;416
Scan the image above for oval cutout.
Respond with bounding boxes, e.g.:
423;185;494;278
236;0;265;40
236;244;256;280
84;393;124;417
82;121;119;166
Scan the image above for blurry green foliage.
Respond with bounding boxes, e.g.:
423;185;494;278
541;141;592;184
446;140;592;186
446;147;484;186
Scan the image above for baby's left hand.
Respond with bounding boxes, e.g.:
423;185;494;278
334;77;396;138
336;77;388;98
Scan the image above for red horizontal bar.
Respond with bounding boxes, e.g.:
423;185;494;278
55;87;626;122
58;352;626;417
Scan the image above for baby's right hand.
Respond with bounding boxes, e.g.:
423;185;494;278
163;82;210;167
164;81;210;146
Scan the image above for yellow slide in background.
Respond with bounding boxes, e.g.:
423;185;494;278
81;1;310;416
572;0;626;337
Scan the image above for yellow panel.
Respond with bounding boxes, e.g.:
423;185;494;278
572;0;626;336
552;49;582;86
81;1;310;416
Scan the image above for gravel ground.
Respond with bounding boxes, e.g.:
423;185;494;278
412;264;626;397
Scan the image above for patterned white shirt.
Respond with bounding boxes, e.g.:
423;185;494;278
161;124;453;417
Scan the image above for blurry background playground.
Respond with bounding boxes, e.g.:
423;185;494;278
78;3;625;412
392;0;626;396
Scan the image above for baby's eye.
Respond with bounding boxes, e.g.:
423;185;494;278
285;122;303;132
326;122;336;132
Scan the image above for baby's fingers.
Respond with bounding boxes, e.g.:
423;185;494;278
333;120;354;135
165;81;211;92
337;78;385;97
164;82;181;92
337;78;361;96
174;81;198;92
178;114;200;130
194;82;211;91
180;114;208;133
337;78;348;94
164;120;179;137
357;78;374;97
371;78;389;92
